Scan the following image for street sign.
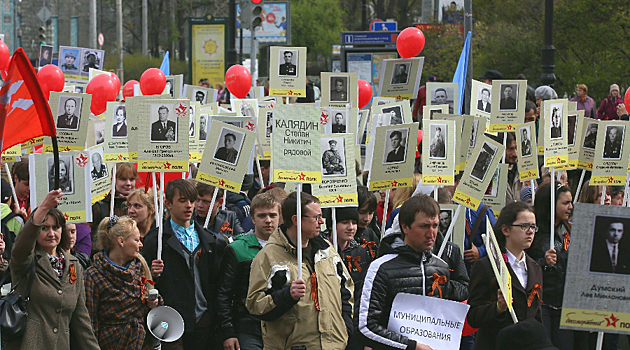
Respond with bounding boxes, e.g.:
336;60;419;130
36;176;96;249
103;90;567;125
341;31;399;46
98;33;104;46
369;19;383;31
371;21;397;32
37;6;52;23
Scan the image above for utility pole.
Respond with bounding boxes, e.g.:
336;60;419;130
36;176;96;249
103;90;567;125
142;0;148;55
463;0;472;114
116;0;123;82
361;0;367;30
89;0;97;48
171;0;176;59
227;0;237;68
540;0;556;86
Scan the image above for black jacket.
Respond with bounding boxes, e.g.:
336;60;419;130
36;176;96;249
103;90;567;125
432;231;469;302
90;193;126;254
141;217;228;333
194;209;245;237
357;234;451;350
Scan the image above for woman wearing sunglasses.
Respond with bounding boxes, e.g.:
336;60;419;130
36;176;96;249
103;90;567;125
467;201;543;349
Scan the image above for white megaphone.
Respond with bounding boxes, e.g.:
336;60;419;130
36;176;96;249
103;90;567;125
147;305;185;343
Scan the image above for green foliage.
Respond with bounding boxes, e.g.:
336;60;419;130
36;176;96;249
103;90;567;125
421;30;466;84
103;52;188;83
290;0;344;60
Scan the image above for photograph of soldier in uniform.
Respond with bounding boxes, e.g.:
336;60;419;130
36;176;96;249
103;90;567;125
278;50;298;77
60;48;80;73
330;76;349;103
390;63;410;85
603;125;625;160
499;83;518;111
520;125;533;157
82;50;103;72
56;96;82;131
213;127;245;166
332;112;347;134
582;121;598;150
47;156;74;195
429;124;447;159
382;106;403;125
321;137;346;176
383;128;408;165
199;115;208;141
90;149;108;182
189;106;195;138
550;105;562;140
239;102;256;117
471;141;498;182
150;105;177;143
589;216;630;275
431;87;455;114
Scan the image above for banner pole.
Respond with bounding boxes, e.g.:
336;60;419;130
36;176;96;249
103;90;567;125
596;332;604;350
4;163;20;210
222;190;227;210
152;172;160;228
157;171;165;261
531;180;536;204
573;169;586;205
332;207;338;251
203;189;219;229
381;188;390;240
437;205;462;257
109;165;117;216
297;183;303;280
550;166;555;252
600;186;606;205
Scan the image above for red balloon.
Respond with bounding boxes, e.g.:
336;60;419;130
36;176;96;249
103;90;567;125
1;70;7;81
37;65;65;100
86;74;117;115
396;27;426;58
123;80;139;100
358;79;373;109
110;72;121;97
0;41;9;71
225;65;252;99
140;68;166;96
625;87;630;114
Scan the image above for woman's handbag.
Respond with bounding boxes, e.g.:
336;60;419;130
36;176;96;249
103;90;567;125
0;260;36;341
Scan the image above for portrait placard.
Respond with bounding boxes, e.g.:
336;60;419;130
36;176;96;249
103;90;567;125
378;57;424;99
436;114;464;172
422;119;456;185
423;105;449;120
543;99;569;167
372;102;412;126
257;96;277;109
136;99;190;172
484;219;515;317
471;80;492;117
560;204;630;334
197;121;256;192
321;72;358;108
356;109;370;145
515;121;540;180
367;123;418;191
454;136;505;210
591;120;630;185
426;82;459;115
312;133;359;207
38;45;53;68
231;99;259;118
257;108;273;159
465;116;486;163
483;163;508;215
188;102;202;162
87;146;112;204
184;85;217;105
373;97;396;106
489;80;527;132
556;110;584;171
165;75;183;98
271;104;322;183
43;92;92;152
58;46;105;81
29;151;92;223
321;105;357;138
269;46;308;97
440;204;466;250
86;115;106;148
578;118;599;171
125;94;170;161
103;102;129;162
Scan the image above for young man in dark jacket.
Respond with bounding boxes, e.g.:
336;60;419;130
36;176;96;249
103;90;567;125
194;181;244;237
142;179;228;350
357;195;451;350
217;193;281;350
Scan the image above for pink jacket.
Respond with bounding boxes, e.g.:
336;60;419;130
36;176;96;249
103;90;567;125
597;95;624;120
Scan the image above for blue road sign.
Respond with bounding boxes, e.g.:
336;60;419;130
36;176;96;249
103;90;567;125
341;32;399;45
371;21;398;32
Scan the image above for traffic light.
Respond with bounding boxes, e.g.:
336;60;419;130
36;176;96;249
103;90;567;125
239;0;264;30
250;0;264;29
38;26;46;45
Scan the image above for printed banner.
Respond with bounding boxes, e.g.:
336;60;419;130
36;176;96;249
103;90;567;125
378;57;424;100
43;92;92;152
515;121;540;180
426;82;458;115
489;80;527;132
591;120;630;185
557;110;584;171
422;119;456;185
191;23;226;89
367;123;418;191
103;101;129;162
542;99;569;168
321;72;358;108
87;146;112;204
269;46;307;97
312;133;359;207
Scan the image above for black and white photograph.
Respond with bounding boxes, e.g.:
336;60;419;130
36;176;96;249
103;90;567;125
150;104;178;143
589;215;630;275
499;83;518;111
74;85;85;94
60;47;80;73
94;120;105;145
38;45;53;68
603;124;625;160
112;105;127;138
56;95;82;131
382;105;403;125
278;49;298;77
429;124;447;160
193;88;207;104
484;167;500;197
81;49;104;73
213;127;245;166
223;120;243;128
568;114;577;146
550;103;563;140
431;87;455;114
390;63;410;85
383;128;408;165
165;78;175;97
439;209;453;237
520;125;533;157
199;115;208;141
189;105;195;138
89;148;108;182
331;111;347;134
488;232;503;273
321;137;346;176
582;121;598;150
471;141;498;182
429;108;442;119
47;155;74;195
476;87;491;113
239;101;256;117
265;111;273;139
329;76;349;103
470;119;479;148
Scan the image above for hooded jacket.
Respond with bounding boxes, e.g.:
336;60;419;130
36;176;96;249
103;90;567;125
246;226;354;350
357;233;451;350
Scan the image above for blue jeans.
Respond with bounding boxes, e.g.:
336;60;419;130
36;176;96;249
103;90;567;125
236;332;264;350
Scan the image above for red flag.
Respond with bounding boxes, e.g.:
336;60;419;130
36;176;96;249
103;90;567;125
0;48;56;152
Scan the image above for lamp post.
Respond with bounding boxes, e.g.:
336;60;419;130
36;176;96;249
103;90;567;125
227;0;238;68
540;0;556;87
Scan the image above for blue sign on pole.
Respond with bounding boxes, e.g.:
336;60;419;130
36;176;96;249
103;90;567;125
341;32;399;45
370;22;398;32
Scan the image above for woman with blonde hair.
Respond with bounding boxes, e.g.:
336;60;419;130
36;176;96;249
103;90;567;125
125;188;156;238
385;173;422;229
84;215;161;350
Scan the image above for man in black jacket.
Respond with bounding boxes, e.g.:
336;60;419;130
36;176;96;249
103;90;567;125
142;179;228;350
194;181;244;237
357;195;451;350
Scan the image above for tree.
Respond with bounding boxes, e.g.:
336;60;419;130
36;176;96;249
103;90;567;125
290;0;344;62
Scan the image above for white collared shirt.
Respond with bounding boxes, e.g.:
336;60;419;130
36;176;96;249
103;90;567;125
506;249;528;289
607;240;619;266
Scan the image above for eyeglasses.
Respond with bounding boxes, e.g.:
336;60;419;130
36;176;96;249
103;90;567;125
511;223;539;232
302;214;323;222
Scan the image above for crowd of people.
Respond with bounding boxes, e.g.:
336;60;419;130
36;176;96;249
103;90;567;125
0;77;627;350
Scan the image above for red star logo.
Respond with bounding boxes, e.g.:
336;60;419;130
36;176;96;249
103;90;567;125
218;179;225;186
298;173;306;181
336;195;343;203
507;125;513;130
320;110;330;125
606;313;620;327
269;103;274;108
118;154;123;160
528;171;532;176
76;152;88;167
609;177;614;183
391;180;398;187
588;163;593;169
64;213;69;221
466;198;471;205
288;90;294;95
163;161;171;169
437;176;442;183
175;102;187;117
396;95;402;100
189;154;193;160
557;157;561;163
63;146;71;151
245;121;256;131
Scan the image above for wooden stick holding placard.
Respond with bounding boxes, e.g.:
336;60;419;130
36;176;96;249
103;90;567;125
222;191;227;210
530;180;536;203
596;332;604;350
332;208;338;251
152;172;160;228
437;205;463;257
381;189;390;239
550;167;555;251
296;183;303;280
255;155;265;189
109;165;117;216
4;163;19;210
157;172;165;261
573;169;586;205
600;186;606;205
203;190;219;229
